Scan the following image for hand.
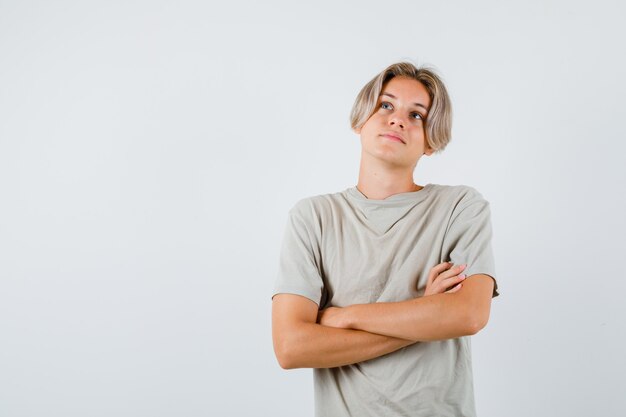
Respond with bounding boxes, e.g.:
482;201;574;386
317;306;349;329
423;262;467;296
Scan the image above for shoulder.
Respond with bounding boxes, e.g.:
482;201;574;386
288;189;346;219
428;184;492;226
430;183;489;207
285;191;345;238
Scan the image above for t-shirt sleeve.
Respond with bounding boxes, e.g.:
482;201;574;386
441;190;499;298
272;204;325;306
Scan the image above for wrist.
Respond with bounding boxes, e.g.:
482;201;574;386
343;304;359;330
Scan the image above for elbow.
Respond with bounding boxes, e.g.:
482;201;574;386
273;319;318;369
273;337;301;370
465;311;490;335
275;350;296;370
276;356;295;370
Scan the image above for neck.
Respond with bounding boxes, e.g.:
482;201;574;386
356;156;422;200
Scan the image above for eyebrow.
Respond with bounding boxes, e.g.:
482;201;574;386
381;92;428;113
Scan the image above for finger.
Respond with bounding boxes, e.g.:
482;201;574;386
435;273;466;293
445;283;463;293
435;263;467;282
428;261;454;285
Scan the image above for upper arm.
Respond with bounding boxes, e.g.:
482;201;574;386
442;188;499;298
272;293;319;327
273;207;325;306
454;273;495;333
271;293;319;365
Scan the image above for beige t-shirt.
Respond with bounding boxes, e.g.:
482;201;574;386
273;184;498;417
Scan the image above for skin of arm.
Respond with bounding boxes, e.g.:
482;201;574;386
318;274;495;342
272;293;415;369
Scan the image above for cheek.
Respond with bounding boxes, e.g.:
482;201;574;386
364;112;382;124
410;125;426;137
359;122;376;137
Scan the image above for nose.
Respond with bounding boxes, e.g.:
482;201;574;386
388;112;405;129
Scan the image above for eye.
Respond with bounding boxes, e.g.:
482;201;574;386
380;101;392;110
411;112;424;121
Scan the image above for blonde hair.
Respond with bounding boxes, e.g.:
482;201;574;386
350;62;453;153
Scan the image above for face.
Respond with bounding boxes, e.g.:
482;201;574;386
355;76;433;169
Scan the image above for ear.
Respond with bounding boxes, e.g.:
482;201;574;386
424;146;435;156
352;126;361;135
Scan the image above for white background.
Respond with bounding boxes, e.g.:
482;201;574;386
1;1;625;416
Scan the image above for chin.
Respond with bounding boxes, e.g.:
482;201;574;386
378;156;415;169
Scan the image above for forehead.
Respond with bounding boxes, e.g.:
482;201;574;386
381;76;431;109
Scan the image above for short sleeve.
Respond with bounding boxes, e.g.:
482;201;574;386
441;191;499;298
272;205;325;306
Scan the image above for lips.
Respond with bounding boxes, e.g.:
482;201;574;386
381;132;406;144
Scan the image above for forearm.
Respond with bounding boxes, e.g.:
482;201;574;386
324;274;494;342
343;293;478;342
276;322;414;369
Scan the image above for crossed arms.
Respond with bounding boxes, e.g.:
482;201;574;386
271;272;495;369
